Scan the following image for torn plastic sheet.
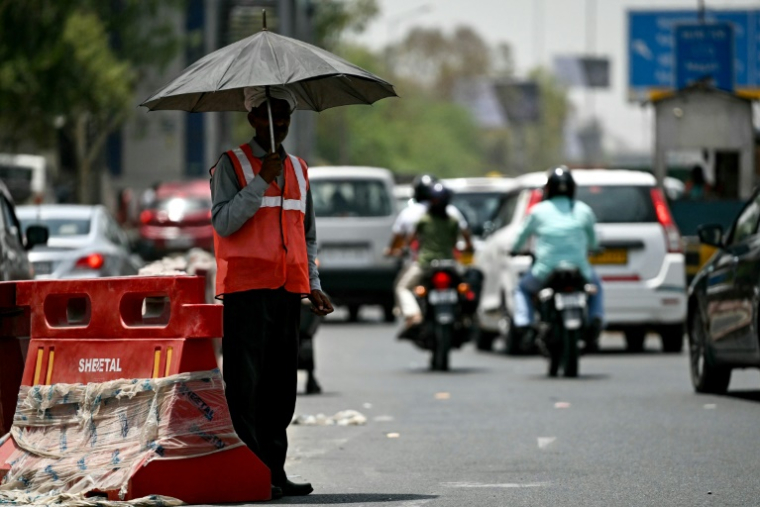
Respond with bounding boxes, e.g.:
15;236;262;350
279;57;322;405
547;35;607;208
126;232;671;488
0;492;183;507
0;369;243;506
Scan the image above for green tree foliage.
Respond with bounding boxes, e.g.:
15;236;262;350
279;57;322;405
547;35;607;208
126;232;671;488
314;25;511;177
316;77;486;177
0;0;183;202
391;26;493;99
313;0;379;51
522;68;569;172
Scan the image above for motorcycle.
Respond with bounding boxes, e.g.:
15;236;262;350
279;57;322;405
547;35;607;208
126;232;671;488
534;267;597;378
401;260;477;371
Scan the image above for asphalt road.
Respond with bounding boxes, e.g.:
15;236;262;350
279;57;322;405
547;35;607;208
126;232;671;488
259;308;760;507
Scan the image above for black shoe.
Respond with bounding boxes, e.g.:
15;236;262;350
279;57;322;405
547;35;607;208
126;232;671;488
515;326;537;352
306;376;322;395
398;321;422;340
583;317;602;353
270;485;283;500
275;479;313;496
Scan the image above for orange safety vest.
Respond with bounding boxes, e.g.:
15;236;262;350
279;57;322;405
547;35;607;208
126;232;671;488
213;144;311;297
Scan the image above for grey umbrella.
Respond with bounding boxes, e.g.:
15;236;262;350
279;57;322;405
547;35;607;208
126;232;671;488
140;15;396;150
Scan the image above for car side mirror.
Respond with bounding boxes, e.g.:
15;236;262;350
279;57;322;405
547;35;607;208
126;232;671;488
697;223;724;248
25;225;49;250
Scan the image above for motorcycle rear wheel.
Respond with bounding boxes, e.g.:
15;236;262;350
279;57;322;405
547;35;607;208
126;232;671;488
562;329;580;378
432;323;452;371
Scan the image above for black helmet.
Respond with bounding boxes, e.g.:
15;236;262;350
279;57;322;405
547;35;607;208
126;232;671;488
427;182;451;207
412;174;439;202
544;166;576;200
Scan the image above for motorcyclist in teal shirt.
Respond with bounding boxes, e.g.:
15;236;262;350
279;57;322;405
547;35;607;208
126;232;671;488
511;167;604;351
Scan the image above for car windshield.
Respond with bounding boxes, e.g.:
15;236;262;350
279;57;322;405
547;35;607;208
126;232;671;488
576;185;656;223
19;217;91;236
0;165;33;203
311;179;393;217
450;192;505;235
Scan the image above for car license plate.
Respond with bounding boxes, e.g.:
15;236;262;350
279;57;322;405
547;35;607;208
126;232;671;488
589;248;627;265
555;293;586;309
429;289;458;305
33;261;52;275
319;245;371;266
166;236;194;249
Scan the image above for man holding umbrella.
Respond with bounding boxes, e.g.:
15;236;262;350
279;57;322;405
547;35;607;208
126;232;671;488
210;85;333;498
140;17;395;500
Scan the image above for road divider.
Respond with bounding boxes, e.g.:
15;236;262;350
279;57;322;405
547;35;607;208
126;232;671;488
0;276;271;504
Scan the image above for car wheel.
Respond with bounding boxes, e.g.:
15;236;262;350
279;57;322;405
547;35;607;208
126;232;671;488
659;324;685;353
347;304;360;322
475;329;497;351
503;325;522;356
689;310;731;394
624;326;647;352
497;293;521;355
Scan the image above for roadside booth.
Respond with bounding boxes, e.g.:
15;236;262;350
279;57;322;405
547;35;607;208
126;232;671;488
652;85;756;282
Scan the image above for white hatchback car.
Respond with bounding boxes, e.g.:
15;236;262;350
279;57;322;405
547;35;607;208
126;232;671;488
309;166;400;322
442;177;518;245
475;169;687;353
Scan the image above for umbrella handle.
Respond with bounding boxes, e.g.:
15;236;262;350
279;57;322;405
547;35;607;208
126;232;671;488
266;88;276;154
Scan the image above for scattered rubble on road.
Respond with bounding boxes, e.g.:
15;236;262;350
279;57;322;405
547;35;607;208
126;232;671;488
292;410;367;426
138;248;215;277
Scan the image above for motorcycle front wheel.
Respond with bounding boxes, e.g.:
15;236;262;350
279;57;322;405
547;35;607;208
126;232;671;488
547;327;562;377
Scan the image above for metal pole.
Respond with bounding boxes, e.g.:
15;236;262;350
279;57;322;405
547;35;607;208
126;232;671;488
698;0;705;23
266;87;276;153
585;0;596;166
533;0;544;66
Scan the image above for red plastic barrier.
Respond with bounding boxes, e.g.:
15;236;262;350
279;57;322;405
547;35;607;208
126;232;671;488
0;276;271;503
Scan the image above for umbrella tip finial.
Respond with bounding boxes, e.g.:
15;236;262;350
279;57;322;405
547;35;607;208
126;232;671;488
262;9;267;30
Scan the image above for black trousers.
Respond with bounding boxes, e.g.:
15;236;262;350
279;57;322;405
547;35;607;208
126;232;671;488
222;287;301;484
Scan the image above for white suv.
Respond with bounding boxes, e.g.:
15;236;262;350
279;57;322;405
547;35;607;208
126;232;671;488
309;166;400;322
475;169;687;353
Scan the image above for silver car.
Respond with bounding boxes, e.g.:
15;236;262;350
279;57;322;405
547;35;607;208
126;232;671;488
309;166;400;322
17;205;141;279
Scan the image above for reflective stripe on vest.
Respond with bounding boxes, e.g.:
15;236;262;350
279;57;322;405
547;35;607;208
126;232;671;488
227;150;307;213
213;145;311;297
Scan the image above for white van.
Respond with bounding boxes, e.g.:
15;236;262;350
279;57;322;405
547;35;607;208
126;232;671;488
309;166;400;322
0;154;47;204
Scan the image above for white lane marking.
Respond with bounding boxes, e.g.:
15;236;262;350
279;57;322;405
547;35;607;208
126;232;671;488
374;415;395;422
442;482;548;488
538;437;556;449
703;404;717;409
554;402;571;408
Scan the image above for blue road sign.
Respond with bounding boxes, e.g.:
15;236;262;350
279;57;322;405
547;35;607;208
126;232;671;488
628;9;760;100
674;22;734;92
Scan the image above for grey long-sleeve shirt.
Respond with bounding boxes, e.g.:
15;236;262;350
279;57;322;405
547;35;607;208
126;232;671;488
210;138;321;291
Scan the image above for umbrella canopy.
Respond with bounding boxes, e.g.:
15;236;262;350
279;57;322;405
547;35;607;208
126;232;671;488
140;29;397;113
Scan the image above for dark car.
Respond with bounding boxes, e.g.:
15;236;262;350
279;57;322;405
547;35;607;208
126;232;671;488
0;180;47;280
0;179;47;436
138;180;213;259
688;188;760;394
